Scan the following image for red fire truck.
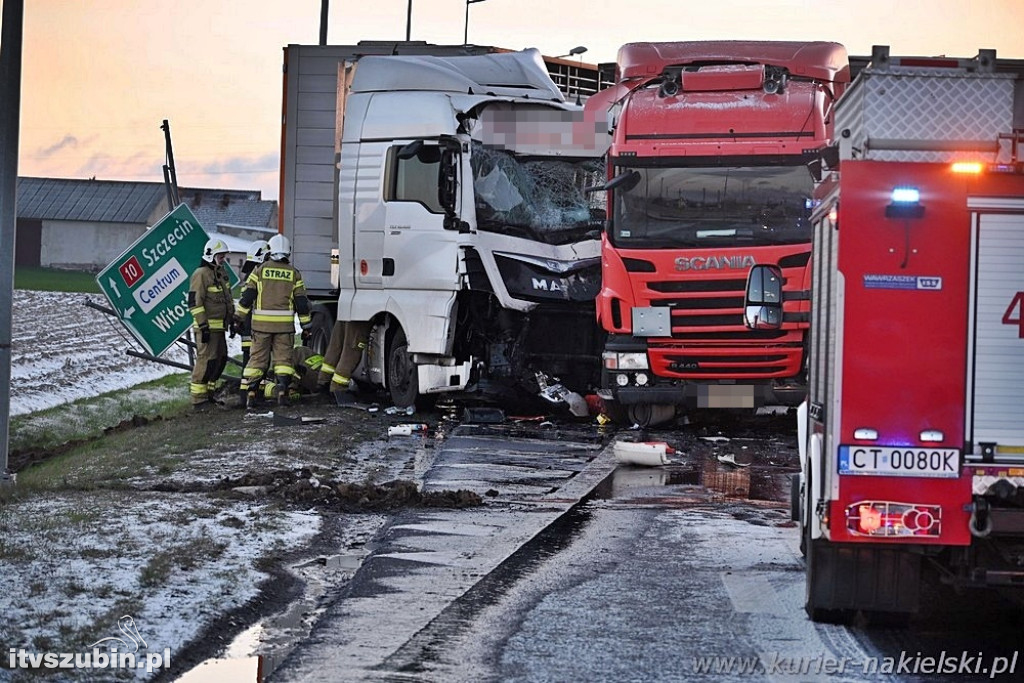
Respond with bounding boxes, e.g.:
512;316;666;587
746;46;1024;620
593;41;850;426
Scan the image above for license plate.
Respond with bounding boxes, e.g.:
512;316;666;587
838;445;960;478
697;384;754;409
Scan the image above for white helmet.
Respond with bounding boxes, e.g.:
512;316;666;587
202;238;229;264
268;234;291;260
246;239;271;264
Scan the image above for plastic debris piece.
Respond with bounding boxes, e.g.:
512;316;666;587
388;423;428;437
385;405;416;416
717;453;750;468
613;441;673;467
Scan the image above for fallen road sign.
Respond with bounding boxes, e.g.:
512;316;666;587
96;203;237;357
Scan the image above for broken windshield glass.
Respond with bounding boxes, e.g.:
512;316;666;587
611;165;815;248
471;141;605;245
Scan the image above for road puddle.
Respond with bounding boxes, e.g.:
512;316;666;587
174;549;370;682
595;457;795;505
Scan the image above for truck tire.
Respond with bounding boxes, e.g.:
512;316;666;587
803;465;854;624
387;327;419;408
307;310;332;356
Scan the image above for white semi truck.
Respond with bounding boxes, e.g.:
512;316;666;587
280;46;607;407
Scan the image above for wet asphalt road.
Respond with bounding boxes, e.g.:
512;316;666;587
268;413;1023;682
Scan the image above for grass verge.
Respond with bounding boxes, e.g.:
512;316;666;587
10;372;191;456
14;266;101;293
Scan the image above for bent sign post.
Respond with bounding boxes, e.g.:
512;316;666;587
97;204;237;357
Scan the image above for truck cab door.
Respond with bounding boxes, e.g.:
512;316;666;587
381;141;461;292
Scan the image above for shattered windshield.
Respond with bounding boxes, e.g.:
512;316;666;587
471;141;606;245
611;165;815;248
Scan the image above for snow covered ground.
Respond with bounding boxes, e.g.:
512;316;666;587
9;290;240;416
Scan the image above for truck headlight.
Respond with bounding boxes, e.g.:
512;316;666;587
603;352;650;370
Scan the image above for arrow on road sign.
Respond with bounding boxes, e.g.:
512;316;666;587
123;306;136;320
108;277;121;299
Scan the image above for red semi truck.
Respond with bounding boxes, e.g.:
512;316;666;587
591;41;850;426
745;46;1024;620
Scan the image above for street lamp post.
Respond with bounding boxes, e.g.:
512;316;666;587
464;0;488;45
554;46;587;103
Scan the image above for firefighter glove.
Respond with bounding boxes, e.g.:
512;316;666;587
198;325;211;344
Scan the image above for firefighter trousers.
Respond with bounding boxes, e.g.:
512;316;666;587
242;331;296;393
317;321;370;388
190;331;228;404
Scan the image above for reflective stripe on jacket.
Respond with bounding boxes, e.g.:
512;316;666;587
236;259;311;333
188;262;234;331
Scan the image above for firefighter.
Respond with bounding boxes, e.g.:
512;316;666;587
236;239;271;367
235;234;312;408
188;238;235;410
317;320;372;404
265;345;324;402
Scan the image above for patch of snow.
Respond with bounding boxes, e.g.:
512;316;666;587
0;491;319;676
9;290;241;416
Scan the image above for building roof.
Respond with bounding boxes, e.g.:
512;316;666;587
16;177;277;230
16;177;166;223
179;187;277;232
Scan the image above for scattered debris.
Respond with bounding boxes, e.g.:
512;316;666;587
273;414;329;426
613;441;673;467
717;453;751;468
463;407;506;424
384;405;415;416
387;423;429;437
535;371;589;417
215;469;482;510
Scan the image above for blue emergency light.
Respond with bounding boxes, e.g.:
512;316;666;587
890;187;920;204
885;186;924;219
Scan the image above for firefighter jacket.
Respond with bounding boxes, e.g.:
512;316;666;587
237;258;312;334
188;262;235;332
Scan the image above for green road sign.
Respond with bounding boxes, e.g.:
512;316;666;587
97;203;238;358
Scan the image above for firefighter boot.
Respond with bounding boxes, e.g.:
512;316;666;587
245;390;258;410
276;380;291;407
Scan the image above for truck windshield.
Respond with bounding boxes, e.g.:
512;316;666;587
471;142;605;245
611;165;814;248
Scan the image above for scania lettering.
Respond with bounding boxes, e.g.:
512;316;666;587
674;255;756;271
744;46;1024;620
590;41;850;425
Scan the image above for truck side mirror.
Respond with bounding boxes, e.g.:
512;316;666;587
398;140;423;160
744;264;783;330
439;148;458;215
585;169;641;194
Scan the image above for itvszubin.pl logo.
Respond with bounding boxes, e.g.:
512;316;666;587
8;615;170;673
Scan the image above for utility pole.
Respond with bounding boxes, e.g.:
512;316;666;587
160;120;180;208
320;0;329;46
0;0;25;486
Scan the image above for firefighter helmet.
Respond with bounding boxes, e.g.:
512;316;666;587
268;234;291;260
202;238;229;264
246;239;271;264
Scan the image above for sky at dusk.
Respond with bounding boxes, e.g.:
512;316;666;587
5;0;1024;201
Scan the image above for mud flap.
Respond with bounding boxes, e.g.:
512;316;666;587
808;540;921;616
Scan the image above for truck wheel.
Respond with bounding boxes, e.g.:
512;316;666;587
306;310;332;356
803;465;853;624
387;327;418;408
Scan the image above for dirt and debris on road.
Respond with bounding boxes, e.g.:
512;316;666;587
3;289;803;681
